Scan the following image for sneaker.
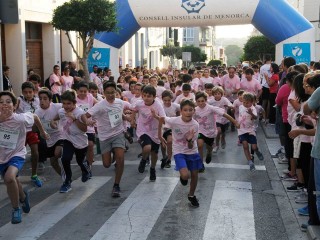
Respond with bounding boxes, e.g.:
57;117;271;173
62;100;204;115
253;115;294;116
150;167;156;182
20;190;30;213
212;146;219;153
298;205;309;216
180;177;188;186
38;162;45;171
251;155;255;163
112;185;120;198
60;182;72;193
31;175;43;187
138;159;147;173
11;208;22;224
205;155;212;164
255;150;264;161
282;169;290;174
81;172;90;183
221;140;226;149
301;223;309;232
165;160;171;168
138;153;142;158
146;158;150;166
287;182;304;192
199;165;205;173
250;163;256;172
188;195;200;208
295;192;308;204
88;170;92;179
160;157;168;169
281;173;297;181
278;156;288;164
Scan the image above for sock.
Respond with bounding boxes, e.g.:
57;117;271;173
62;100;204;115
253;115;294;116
113;183;119;187
248;160;254;165
31;175;37;179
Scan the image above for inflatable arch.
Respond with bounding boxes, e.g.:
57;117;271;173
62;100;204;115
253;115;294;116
94;0;314;67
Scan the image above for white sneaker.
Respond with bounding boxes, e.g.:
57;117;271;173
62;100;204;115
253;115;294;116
282;169;290;174
212;146;219;153
38;162;45;170
278;156;288;164
295;192;308;204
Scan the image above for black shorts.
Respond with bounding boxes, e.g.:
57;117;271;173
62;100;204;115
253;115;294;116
86;133;96;143
163;129;172;141
139;134;160;153
239;133;257;144
216;123;228;133
198;133;215;147
261;87;270;100
46;140;64;158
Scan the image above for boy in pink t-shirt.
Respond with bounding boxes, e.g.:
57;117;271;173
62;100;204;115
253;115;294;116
238;93;264;171
195;92;239;171
158;99;202;207
132;85;166;182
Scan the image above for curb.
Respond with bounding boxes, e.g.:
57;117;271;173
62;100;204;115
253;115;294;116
260;123;278;139
308;226;320;240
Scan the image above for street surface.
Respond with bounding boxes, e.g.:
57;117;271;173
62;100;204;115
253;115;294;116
0;126;309;240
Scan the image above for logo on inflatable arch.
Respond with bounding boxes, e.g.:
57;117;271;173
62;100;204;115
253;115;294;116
291;46;303;57
181;0;205;14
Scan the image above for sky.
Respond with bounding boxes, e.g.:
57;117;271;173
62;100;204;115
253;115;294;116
215;24;254;38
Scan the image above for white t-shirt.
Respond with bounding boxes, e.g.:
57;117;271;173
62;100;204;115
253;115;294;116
35;103;63;147
16;96;40;131
238;105;257;136
49;74;62;95
0;112;34;164
58;107;88;149
174;92;195;104
88;98;129;141
133;99;166;144
77;94;96;134
208;97;232;124
165;116;199;155
61;75;74;93
287;90;299;128
259;63;271;88
194;104;225;138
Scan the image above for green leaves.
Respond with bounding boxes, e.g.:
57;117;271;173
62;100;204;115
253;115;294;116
242;36;275;62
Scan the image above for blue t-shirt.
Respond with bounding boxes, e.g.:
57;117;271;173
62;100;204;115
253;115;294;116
307;87;320;159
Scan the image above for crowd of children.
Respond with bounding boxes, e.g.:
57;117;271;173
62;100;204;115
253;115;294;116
3;59;319;228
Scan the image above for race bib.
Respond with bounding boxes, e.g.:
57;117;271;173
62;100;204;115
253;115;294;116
108;109;122;128
0;126;20;149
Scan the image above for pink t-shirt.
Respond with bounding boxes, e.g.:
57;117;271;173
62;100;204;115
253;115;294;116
133;99;166;144
194;104;225;138
174;92;195;104
191;78;200;92
0;112;34;164
163;102;180;117
61;75;74;93
200;77;214;89
240;79;262;96
123;91;135;103
130;96;142;105
88;98;129;141
156;86;166;98
35;103;63;147
49;74;62;95
275;83;290;123
238;105;257;136
165;116;199;155
233;99;243;121
16;96;40;131
221;74;241;102
213;77;221;86
93;76;104;94
77;94;96;134
208;97;232;124
58;107;88;149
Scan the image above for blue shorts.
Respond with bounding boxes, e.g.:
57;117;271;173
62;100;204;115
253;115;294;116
174;153;203;171
239;133;257;145
0;156;25;177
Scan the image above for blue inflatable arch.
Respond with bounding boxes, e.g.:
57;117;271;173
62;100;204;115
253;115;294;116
95;0;313;49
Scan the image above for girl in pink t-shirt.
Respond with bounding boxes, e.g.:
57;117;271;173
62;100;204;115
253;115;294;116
76;81;98;170
194;92;239;171
158;99;202;207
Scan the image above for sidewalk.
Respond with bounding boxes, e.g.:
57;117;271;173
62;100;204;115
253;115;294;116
262;123;320;240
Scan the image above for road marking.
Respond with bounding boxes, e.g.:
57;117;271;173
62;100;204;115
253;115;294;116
203;180;256;240
0;177;111;239
91;177;179;240
86;161;266;171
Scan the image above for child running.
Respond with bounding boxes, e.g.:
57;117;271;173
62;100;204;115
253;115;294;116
238;92;263;171
51;90;90;193
0;91;48;223
160;90;180;169
194;92;239;172
158;99;202;207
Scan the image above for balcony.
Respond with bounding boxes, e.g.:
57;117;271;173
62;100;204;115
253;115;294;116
199;38;212;47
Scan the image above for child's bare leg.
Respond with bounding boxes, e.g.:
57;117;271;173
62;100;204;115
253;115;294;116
189;170;198;196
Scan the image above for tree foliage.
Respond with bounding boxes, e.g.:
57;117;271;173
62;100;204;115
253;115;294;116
242;36;275;62
176;45;207;63
160;45;181;64
51;0;117;81
225;45;243;66
207;59;222;66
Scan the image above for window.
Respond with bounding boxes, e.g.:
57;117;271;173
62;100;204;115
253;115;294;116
25;22;42;40
183;28;194;43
